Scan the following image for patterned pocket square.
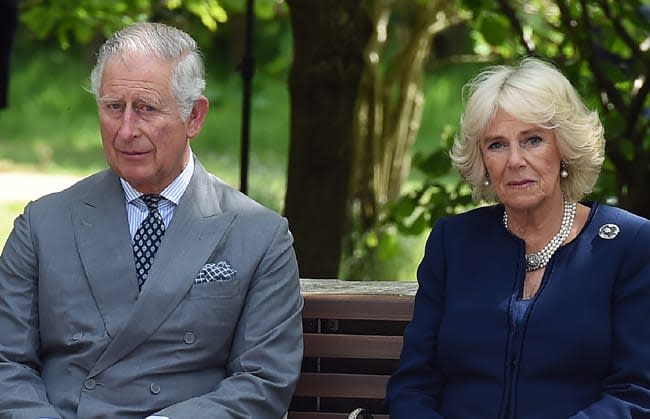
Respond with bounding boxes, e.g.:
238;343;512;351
195;261;237;284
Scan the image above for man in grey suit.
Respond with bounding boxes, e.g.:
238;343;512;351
0;22;303;418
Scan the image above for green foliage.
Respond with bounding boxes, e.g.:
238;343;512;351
168;0;227;31
219;0;281;19
339;223;427;282
19;0;289;51
340;49;484;280
476;12;510;46
383;127;474;237
19;0;230;49
380;61;484;239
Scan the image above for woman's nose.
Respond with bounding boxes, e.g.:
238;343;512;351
507;144;525;167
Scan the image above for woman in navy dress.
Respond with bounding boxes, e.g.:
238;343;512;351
386;57;650;418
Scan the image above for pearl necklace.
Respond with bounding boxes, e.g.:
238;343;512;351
503;200;577;272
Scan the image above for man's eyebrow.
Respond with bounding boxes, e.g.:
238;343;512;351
133;96;164;107
97;96;121;104
97;95;164;106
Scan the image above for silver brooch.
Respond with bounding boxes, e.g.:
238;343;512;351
598;223;620;239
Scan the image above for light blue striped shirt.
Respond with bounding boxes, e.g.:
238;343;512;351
121;155;195;240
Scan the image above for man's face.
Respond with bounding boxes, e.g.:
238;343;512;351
97;53;206;194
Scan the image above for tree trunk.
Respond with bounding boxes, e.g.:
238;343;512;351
351;1;444;230
620;185;650;219
617;157;650;219
284;0;372;278
342;1;460;279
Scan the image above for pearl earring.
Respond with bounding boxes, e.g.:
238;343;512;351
560;160;569;178
483;174;490;186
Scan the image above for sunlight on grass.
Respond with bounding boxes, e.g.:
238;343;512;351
0;201;26;248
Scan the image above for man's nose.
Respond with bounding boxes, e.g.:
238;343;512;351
117;108;140;139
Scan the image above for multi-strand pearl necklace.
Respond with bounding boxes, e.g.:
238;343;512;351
503;200;577;272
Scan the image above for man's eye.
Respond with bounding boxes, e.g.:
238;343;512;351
139;104;155;112
107;103;122;110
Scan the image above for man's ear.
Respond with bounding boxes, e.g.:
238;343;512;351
187;95;209;139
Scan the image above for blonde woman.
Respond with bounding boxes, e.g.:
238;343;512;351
386;57;650;418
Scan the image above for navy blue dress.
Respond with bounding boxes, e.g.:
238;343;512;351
386;203;650;418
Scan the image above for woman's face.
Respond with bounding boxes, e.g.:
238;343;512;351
480;109;563;211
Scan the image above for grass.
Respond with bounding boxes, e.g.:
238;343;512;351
0;201;25;246
0;40;481;280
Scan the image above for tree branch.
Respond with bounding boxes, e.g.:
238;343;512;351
598;0;650;66
570;0;627;110
495;0;535;54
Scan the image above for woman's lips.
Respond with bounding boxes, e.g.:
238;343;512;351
508;179;535;188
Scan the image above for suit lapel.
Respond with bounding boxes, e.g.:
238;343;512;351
72;170;139;339
89;162;237;377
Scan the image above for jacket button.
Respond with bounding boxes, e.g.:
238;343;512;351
150;383;161;395
183;332;196;344
84;379;96;390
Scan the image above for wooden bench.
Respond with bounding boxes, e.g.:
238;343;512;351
287;279;417;419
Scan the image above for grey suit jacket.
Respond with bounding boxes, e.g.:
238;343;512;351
0;159;304;418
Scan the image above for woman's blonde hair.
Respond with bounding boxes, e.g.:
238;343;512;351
449;57;605;203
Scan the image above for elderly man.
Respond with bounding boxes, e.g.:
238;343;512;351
0;22;303;418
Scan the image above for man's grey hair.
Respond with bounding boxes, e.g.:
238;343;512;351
90;22;206;121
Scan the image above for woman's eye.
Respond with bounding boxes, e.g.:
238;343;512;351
487;141;504;150
525;135;543;145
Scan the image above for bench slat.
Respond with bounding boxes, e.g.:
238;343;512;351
303;333;403;359
302;294;414;321
294;372;389;399
289;290;414;418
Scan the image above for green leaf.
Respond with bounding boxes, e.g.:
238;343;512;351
413;149;452;177
477;12;510;46
389;194;420;219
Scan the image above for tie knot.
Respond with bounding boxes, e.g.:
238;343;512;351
141;194;162;210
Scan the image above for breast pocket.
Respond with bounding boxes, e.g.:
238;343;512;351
186;276;241;299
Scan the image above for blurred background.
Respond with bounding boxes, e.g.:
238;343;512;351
1;0;648;281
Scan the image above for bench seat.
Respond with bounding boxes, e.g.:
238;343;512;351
288;280;416;419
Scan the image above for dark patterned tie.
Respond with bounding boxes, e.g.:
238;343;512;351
133;194;165;290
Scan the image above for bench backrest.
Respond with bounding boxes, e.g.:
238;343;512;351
288;292;415;419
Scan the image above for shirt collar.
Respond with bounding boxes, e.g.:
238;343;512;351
121;153;195;205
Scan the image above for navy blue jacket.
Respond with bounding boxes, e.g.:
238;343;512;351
386;202;650;418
